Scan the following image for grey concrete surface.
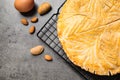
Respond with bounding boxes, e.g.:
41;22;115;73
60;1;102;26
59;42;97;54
0;0;84;80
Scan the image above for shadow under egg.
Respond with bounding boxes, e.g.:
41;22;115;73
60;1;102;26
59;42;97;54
20;4;38;17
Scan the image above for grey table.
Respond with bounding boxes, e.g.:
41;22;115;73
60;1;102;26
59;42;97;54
0;0;84;80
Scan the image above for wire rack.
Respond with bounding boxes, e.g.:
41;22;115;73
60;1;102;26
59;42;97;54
37;1;120;80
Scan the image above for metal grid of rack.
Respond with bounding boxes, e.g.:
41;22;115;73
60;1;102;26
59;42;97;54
37;1;120;80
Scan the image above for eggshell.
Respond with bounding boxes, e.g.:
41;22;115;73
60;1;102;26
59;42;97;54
14;0;34;12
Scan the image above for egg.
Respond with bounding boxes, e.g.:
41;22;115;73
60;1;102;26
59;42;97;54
14;0;35;13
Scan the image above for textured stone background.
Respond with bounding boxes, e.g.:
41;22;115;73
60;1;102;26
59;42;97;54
0;0;84;80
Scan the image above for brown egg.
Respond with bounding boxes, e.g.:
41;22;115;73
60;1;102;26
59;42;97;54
14;0;35;13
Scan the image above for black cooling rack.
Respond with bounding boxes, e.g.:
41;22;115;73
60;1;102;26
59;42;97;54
37;1;120;80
